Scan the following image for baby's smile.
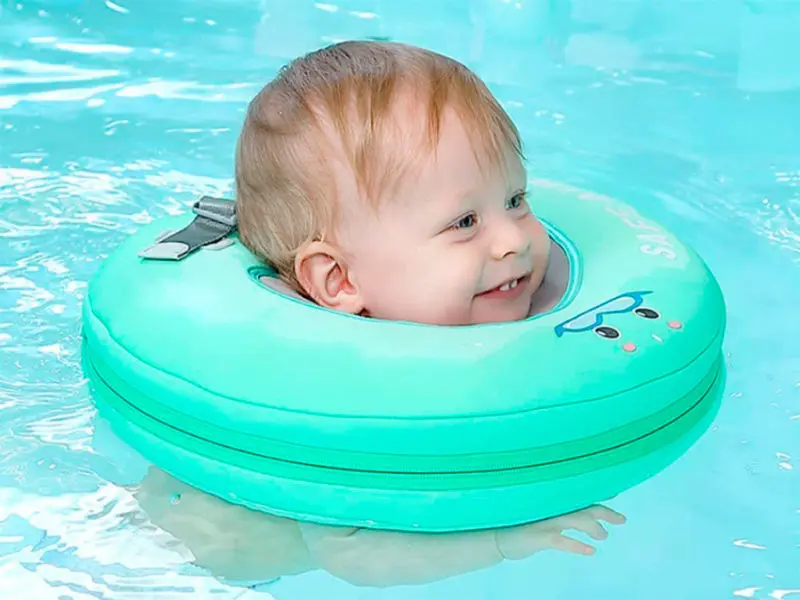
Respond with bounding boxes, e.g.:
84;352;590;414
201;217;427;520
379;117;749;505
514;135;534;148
476;273;531;299
472;270;539;323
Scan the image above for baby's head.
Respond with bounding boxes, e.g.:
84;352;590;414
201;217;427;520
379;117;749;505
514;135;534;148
236;41;550;325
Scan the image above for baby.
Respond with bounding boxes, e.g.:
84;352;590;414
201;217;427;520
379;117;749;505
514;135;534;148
236;39;559;325
124;41;625;589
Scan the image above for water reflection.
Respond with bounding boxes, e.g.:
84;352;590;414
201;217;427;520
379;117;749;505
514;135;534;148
130;464;625;589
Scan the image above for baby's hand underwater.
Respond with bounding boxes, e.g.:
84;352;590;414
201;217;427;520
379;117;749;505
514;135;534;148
495;505;626;559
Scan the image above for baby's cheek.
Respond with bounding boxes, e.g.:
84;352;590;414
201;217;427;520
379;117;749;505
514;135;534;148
406;276;475;325
529;220;551;258
530;215;548;239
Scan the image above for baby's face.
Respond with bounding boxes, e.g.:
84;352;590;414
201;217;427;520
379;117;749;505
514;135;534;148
336;109;550;326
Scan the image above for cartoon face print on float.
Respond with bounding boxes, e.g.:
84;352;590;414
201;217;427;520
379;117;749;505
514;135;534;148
554;291;684;353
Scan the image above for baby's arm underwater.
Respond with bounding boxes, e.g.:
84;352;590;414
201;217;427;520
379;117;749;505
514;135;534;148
300;505;625;587
133;467;625;588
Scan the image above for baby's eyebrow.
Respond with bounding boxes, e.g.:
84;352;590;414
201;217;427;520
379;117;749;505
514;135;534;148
430;187;475;214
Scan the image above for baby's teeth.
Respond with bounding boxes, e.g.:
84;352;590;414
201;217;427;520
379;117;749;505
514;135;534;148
499;279;519;292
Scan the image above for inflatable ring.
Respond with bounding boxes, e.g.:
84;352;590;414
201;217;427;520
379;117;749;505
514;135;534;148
82;179;726;532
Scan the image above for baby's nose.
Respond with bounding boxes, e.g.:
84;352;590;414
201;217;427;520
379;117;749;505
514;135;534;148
490;218;531;260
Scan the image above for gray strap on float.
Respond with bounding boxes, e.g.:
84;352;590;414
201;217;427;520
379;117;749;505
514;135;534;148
138;196;237;260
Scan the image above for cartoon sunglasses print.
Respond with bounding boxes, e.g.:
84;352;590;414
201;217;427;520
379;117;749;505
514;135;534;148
554;290;658;338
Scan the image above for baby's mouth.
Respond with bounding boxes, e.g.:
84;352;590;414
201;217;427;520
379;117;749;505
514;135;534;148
497;277;522;292
477;274;531;297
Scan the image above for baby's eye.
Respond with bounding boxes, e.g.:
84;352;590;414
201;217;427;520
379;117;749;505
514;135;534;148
452;213;478;230
506;192;527;210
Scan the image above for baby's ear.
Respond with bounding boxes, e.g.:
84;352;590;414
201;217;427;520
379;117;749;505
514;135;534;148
295;241;365;315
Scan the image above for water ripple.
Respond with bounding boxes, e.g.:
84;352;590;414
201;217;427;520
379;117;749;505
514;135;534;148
0;57;121;86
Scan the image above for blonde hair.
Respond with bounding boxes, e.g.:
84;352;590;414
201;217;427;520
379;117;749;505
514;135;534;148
235;40;523;290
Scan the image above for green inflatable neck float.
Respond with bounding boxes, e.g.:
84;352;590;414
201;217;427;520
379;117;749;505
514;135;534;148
82;179;726;532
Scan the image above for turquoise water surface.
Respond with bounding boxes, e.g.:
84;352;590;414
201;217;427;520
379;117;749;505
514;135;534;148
1;0;799;598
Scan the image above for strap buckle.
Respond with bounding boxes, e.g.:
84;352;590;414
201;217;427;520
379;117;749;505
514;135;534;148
138;196;237;261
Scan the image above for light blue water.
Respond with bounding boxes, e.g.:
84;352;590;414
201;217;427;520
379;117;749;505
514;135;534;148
1;0;798;598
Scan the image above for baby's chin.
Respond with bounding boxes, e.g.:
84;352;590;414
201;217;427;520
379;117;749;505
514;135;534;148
370;308;529;326
469;294;536;325
468;305;531;325
467;272;543;325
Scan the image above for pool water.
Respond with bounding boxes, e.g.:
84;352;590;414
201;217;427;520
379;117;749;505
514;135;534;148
1;0;798;598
